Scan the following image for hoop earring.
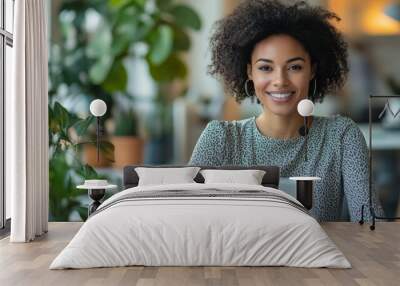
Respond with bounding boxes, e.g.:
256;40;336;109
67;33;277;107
244;79;253;97
310;79;317;99
245;79;260;104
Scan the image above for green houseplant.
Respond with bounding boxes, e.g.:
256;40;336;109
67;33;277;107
51;0;201;99
48;102;114;221
48;0;202;219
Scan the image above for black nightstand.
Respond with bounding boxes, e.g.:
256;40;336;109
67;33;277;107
77;180;117;216
289;177;321;210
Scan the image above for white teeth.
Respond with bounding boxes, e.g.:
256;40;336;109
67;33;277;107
268;92;293;99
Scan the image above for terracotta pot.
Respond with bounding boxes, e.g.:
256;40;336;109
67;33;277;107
111;136;144;168
83;144;111;168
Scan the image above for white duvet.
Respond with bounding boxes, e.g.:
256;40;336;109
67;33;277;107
50;183;351;269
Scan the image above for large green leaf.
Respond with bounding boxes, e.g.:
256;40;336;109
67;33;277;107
89;55;114;84
102;61;128;93
132;0;146;7
108;0;131;9
52;102;80;131
113;5;138;34
99;141;115;162
169;4;202;31
49;151;84;221
134;19;156;42
148;25;173;65
111;9;139;55
48;105;59;133
78;163;98;179
73;115;95;137
76;206;88;222
53;102;69;130
156;0;173;11
68;111;81;128
86;24;112;59
111;6;155;53
149;53;187;82
108;0;146;10
172;26;191;51
110;36;131;57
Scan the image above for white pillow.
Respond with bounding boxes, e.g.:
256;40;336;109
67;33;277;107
200;169;266;185
135;167;201;186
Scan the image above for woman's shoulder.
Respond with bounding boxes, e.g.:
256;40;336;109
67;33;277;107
317;114;360;133
316;114;365;143
205;117;254;135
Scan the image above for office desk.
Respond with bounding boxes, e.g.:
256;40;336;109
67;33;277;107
0;222;399;286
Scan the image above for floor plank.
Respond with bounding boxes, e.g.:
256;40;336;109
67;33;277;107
0;222;399;286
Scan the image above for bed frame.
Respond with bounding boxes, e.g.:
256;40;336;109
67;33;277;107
123;165;280;189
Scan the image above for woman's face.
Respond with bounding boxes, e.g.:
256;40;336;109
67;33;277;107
248;34;315;117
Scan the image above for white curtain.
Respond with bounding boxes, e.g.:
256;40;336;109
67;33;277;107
7;0;49;242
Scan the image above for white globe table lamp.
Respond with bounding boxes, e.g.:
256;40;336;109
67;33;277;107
290;99;319;210
90;99;107;117
297;99;314;117
297;99;314;162
89;99;107;162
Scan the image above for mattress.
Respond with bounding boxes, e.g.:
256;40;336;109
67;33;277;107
50;183;351;269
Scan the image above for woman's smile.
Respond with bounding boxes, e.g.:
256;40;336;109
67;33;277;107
266;91;296;103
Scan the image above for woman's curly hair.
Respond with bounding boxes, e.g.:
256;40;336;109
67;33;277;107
208;0;349;103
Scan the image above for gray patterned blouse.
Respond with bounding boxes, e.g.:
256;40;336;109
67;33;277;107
189;115;382;222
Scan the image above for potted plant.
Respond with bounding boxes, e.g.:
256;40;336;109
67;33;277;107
48;0;202;218
49;101;114;221
111;109;144;168
82;122;115;168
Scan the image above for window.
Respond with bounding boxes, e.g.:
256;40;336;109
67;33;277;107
1;0;14;231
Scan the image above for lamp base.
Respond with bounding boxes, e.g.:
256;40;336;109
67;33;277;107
88;189;106;216
296;180;313;210
289;177;321;210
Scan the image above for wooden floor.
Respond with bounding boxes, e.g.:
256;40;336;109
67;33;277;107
0;222;399;286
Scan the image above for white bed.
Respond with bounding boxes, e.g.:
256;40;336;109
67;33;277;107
50;183;351;269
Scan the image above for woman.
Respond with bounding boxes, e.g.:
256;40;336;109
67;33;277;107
189;0;382;221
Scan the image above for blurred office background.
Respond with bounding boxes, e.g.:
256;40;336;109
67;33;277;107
40;0;400;220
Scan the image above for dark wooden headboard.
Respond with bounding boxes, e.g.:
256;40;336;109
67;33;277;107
123;165;280;189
